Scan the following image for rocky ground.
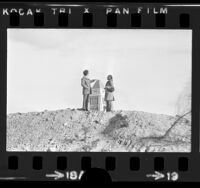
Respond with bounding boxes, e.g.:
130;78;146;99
7;109;191;152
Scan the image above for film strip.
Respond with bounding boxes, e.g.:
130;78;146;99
0;2;199;183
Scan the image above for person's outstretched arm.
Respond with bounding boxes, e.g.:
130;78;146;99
90;79;96;83
81;78;89;89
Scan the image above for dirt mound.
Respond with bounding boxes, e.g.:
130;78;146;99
7;109;191;152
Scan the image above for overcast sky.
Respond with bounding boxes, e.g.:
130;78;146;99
7;29;192;115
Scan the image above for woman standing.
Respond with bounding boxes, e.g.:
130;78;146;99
105;75;115;112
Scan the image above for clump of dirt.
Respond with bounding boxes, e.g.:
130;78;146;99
102;113;129;135
7;109;191;152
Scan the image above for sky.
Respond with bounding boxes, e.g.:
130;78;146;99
7;29;192;115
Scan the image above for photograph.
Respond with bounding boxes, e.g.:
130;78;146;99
7;29;192;152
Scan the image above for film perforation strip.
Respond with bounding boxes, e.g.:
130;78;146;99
178;157;188;172
58;13;68;27
155;14;165;27
8;12;191;28
34;12;44;27
7;155;189;172
180;13;190;28
9;12;20;26
130;157;140;171
105;157;116;171
8;156;18;170
107;13;117;27
83;13;93;27
32;156;43;170
81;157;92;170
131;13;141;27
154;157;164;171
57;156;67;170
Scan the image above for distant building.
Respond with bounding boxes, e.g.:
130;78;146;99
90;80;105;111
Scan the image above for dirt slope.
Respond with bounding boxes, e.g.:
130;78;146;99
7;109;191;152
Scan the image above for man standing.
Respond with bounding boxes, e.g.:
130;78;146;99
81;70;96;111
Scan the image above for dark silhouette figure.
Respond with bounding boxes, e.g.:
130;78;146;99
81;70;95;111
105;75;115;112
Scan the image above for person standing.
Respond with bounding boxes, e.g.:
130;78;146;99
105;75;115;112
81;70;96;111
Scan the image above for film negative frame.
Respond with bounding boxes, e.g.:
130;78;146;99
0;2;200;182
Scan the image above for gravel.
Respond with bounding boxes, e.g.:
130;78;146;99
7;109;191;152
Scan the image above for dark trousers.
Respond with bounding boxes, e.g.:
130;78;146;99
83;94;89;110
106;101;113;112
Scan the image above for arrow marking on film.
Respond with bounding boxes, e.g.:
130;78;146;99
146;171;165;181
46;171;64;180
0;177;27;180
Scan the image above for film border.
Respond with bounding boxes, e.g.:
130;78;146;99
0;2;199;182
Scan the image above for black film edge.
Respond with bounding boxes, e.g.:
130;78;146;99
0;2;199;183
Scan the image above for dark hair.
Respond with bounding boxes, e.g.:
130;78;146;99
107;75;113;80
83;70;89;76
